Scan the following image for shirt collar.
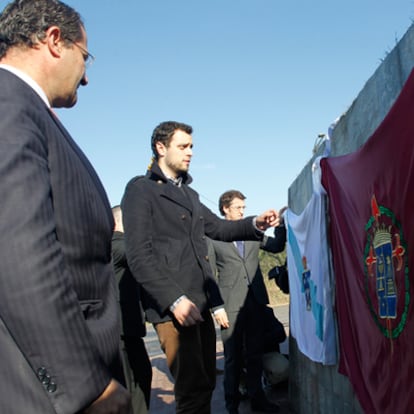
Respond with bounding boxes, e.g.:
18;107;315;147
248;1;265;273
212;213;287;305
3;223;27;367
166;175;183;187
157;166;183;187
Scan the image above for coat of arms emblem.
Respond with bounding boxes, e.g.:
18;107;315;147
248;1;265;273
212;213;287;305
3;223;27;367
364;195;409;340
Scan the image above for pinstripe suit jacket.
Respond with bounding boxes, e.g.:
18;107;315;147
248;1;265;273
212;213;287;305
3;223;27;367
0;69;121;414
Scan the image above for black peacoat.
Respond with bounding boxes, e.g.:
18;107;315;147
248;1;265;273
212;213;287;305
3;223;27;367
122;163;264;324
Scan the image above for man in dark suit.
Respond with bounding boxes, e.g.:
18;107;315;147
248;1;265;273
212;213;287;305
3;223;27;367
0;1;131;413
112;205;152;412
122;121;280;414
208;190;286;414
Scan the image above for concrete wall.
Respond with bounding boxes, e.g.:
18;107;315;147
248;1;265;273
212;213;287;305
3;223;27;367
287;23;414;413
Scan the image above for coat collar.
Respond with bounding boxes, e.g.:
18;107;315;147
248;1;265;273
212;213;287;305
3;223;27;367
146;162;193;186
146;162;194;212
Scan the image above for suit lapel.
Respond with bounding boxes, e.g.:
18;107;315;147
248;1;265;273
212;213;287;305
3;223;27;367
0;68;112;227
149;164;194;212
181;185;207;235
47;110;112;214
243;241;255;259
234;242;243;259
158;183;192;213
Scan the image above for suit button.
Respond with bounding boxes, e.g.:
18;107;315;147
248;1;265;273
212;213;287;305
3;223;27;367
181;214;186;220
42;374;51;385
205;256;209;261
47;382;57;393
37;367;47;379
201;235;205;240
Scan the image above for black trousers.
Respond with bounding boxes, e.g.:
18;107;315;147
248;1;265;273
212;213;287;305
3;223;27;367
221;289;266;410
121;336;152;410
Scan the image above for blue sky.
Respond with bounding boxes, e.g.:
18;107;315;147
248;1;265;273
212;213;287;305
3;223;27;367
2;1;413;216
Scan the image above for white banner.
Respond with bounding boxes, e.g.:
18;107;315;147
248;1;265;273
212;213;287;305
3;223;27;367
286;158;337;365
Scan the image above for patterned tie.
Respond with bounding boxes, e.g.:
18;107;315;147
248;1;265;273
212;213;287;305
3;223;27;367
235;240;244;258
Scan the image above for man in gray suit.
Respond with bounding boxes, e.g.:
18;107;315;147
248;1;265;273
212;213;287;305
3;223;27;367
208;190;286;414
0;1;131;413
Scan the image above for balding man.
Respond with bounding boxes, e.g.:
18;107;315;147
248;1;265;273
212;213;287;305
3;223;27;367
0;1;131;413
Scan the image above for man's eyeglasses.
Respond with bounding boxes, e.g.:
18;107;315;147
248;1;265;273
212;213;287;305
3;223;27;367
69;41;95;68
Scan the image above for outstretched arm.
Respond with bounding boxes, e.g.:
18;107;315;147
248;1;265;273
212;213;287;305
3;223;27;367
255;209;280;231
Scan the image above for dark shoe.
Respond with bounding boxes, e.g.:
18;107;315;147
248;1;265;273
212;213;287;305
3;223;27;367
251;397;280;413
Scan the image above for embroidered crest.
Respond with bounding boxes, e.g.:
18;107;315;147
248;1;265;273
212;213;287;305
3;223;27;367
302;256;312;311
364;195;409;339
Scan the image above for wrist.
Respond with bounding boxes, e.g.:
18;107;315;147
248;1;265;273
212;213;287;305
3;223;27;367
169;295;186;312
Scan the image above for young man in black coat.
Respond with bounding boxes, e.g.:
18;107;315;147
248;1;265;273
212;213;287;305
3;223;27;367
122;121;280;414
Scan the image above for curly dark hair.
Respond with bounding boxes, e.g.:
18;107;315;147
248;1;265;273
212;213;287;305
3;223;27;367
0;0;83;59
218;190;246;216
151;121;193;160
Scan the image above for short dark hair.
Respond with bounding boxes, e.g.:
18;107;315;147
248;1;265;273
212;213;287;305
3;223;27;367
151;121;193;160
218;190;246;216
0;0;83;59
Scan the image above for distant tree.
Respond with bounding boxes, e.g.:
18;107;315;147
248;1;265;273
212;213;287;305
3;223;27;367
259;250;289;306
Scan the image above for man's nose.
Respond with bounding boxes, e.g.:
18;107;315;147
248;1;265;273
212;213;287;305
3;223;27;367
80;73;88;86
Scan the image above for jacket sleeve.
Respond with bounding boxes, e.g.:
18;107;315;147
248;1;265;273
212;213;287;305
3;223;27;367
206;238;218;281
261;225;287;253
112;234;128;271
202;203;263;242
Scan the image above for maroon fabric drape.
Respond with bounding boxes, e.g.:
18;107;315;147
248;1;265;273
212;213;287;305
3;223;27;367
321;69;414;414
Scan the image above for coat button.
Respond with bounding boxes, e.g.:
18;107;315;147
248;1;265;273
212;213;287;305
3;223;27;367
181;214;186;220
37;367;47;379
47;382;57;393
205;256;209;261
42;374;51;385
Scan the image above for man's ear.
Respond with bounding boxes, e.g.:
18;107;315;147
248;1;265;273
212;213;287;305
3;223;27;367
45;25;64;58
155;141;166;158
222;205;230;217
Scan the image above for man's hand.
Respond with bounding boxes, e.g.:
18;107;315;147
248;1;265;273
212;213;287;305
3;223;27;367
84;379;132;414
172;297;204;327
214;308;229;329
255;209;280;231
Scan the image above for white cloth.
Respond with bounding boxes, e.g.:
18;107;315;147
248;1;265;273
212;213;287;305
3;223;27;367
285;157;337;365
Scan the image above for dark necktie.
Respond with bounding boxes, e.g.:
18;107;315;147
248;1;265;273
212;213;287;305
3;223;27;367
235;240;244;258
